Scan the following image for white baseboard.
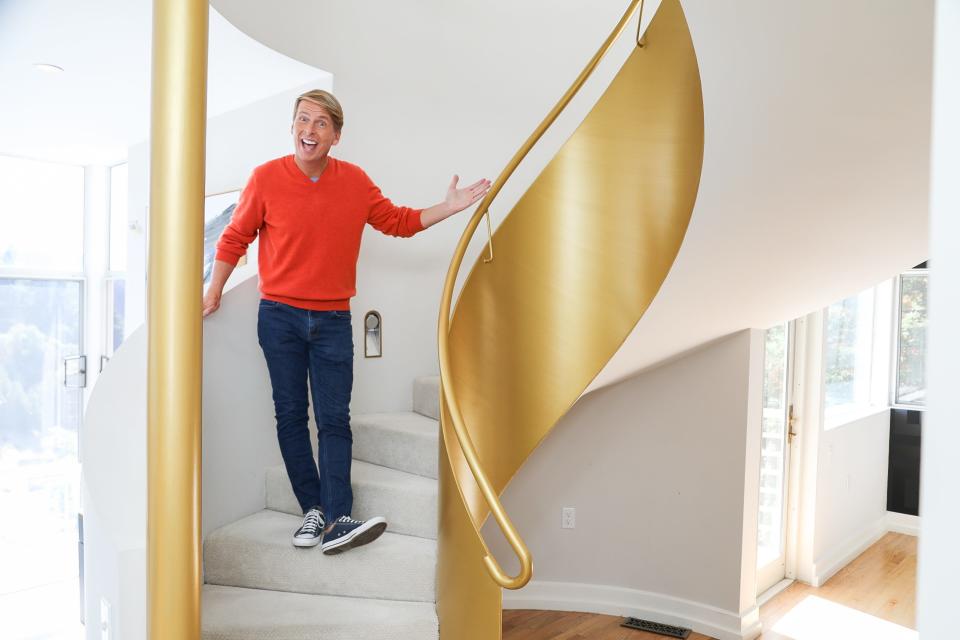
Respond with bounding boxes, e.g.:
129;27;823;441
811;517;887;587
757;578;794;607
502;580;762;640
886;511;920;536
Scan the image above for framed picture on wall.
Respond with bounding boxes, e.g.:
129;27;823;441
203;190;243;283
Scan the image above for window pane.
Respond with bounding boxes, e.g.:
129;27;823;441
106;278;126;355
0;279;82;446
109;163;128;272
0;156;84;271
824;289;875;408
758;324;788;568
0;278;82;599
897;273;928;405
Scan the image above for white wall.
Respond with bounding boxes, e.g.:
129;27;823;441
83;275;289;640
918;0;960;636
81;328;147;640
200;279;282;537
483;330;765;640
810;409;891;586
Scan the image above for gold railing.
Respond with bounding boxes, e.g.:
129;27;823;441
436;1;705;636
437;0;648;591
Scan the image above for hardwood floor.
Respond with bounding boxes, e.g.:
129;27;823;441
502;532;916;640
502;609;714;640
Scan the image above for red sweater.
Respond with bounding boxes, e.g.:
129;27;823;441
216;155;424;310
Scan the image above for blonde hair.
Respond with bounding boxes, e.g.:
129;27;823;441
293;90;344;132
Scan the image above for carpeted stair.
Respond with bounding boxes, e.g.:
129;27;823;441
202;376;442;640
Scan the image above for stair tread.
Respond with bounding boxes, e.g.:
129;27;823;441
354;411;439;436
204;510;436;602
266;459;437;503
265;460;438;539
202;584;438;640
351;458;438;490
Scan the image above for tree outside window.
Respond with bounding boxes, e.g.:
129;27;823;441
896;272;928;406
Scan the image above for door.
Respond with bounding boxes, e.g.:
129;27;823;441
757;322;797;594
0;277;85;635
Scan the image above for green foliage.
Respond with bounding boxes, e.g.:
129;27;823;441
897;274;927;402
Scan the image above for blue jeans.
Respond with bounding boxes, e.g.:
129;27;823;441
257;299;354;521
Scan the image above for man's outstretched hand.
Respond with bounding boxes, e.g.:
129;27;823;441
445;175;492;214
421;175;492;229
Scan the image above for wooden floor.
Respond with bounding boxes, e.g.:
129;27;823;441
502;532;916;640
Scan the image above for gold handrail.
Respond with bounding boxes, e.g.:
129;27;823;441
437;0;647;590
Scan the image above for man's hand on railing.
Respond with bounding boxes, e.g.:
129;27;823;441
202;259;236;317
202;289;222;317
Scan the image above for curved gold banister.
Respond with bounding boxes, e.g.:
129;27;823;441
437;0;648;590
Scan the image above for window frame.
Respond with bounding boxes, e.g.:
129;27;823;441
890;266;929;410
107;162;129;275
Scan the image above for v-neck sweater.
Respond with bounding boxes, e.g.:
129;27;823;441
216;155;425;310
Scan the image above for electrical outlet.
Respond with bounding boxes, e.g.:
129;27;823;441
562;507;576;529
100;597;111;640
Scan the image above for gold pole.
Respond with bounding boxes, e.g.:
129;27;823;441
147;0;208;638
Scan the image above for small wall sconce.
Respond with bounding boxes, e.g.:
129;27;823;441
364;311;382;358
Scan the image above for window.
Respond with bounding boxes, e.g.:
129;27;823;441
824;288;876;410
105;163;128;357
104;277;126;356
758;324;789;568
0;157;86;631
0;155;84;272
895;269;928;407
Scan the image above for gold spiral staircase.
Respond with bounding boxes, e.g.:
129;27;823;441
436;0;704;637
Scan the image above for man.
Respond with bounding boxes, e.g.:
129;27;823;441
203;89;490;554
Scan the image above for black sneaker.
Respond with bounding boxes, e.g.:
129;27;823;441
320;515;387;555
292;506;325;548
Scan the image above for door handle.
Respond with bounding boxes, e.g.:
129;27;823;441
787;404;798;444
64;355;87;389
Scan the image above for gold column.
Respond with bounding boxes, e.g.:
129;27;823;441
147;0;208;638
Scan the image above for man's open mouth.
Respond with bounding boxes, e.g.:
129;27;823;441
300;138;318;151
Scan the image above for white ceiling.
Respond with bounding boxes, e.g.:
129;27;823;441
211;0;933;391
0;0;329;166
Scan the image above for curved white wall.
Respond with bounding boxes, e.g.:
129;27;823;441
83;276;290;639
82;328;148;640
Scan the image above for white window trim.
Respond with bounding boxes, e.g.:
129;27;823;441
890;267;929;409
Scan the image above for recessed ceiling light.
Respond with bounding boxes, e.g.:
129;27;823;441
34;63;64;73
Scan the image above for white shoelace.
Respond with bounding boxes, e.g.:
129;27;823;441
298;510;323;535
335;516;363;526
